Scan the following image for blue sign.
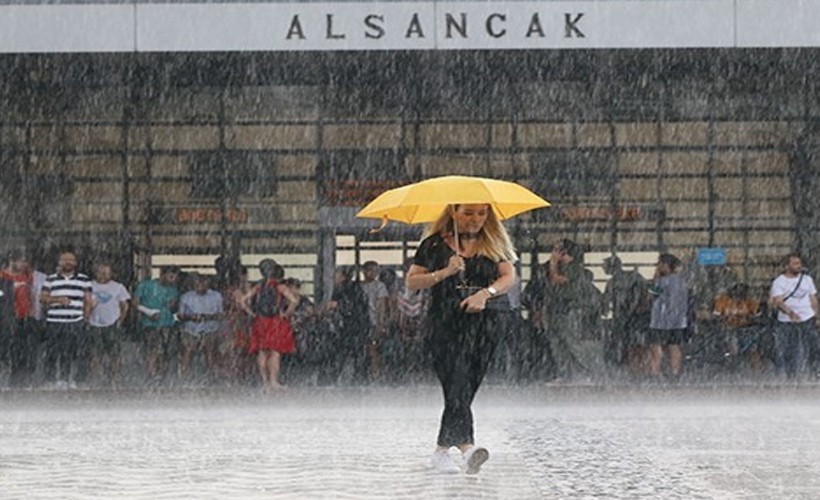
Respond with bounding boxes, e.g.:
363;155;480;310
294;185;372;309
697;247;727;266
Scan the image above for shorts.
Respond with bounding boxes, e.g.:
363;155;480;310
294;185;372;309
141;326;180;356
646;328;688;346
89;325;123;358
180;330;219;352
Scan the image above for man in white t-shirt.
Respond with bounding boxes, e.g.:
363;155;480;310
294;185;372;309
89;263;131;387
770;252;819;379
360;260;388;382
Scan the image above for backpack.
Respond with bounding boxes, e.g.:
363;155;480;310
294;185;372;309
632;272;652;315
253;280;280;317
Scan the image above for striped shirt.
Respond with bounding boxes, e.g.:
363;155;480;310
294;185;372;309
44;272;91;323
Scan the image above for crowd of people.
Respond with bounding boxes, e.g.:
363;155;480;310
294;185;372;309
0;243;818;391
523;244;820;384
0;248;438;390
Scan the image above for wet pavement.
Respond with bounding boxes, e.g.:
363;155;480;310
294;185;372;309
2;383;820;499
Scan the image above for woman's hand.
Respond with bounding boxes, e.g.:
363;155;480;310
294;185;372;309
446;254;465;277
460;289;488;313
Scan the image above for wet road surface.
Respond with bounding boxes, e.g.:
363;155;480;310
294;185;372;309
2;384;820;499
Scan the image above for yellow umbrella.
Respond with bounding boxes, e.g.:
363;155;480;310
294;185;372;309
356;175;550;226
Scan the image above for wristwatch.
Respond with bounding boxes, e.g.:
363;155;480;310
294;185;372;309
486;286;498;297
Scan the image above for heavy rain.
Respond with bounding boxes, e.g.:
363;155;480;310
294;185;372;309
2;0;820;498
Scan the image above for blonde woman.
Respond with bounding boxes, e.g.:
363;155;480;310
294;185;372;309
406;204;517;475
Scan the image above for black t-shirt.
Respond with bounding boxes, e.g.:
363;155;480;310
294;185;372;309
331;281;371;333
412;233;511;316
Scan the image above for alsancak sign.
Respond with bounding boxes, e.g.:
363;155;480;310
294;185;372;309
0;0;819;53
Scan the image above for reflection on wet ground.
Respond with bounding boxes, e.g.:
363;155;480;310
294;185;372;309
2;384;820;499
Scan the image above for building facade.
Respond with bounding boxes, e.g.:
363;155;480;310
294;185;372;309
1;2;819;296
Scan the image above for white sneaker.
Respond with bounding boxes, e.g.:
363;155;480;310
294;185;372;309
463;446;489;475
431;451;461;474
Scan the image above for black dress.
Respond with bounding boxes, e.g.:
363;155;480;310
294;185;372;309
413;233;511;447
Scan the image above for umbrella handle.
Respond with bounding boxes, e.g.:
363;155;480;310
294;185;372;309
450;205;467;280
451;205;460;254
368;216;389;234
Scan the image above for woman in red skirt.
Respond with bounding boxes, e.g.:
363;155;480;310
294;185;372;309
243;259;298;391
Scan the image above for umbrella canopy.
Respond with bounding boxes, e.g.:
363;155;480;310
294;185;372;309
356;175;550;225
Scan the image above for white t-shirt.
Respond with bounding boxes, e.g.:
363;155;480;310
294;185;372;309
31;270;47;321
90;280;131;327
770;273;817;323
360;280;388;325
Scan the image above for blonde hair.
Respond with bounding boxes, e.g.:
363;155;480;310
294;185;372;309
423;205;518;263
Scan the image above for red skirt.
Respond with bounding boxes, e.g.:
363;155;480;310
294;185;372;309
249;315;296;354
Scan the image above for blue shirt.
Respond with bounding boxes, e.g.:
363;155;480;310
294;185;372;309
179;289;224;336
650;273;689;330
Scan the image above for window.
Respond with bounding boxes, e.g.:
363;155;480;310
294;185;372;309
530;151;615;200
33;173;74;228
190;151;277;199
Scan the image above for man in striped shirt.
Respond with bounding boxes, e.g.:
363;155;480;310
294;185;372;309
40;250;93;389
